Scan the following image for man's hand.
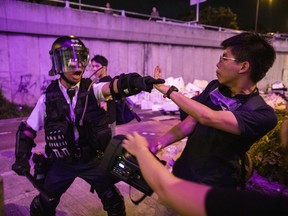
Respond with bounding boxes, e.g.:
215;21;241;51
153;66;169;94
12;158;30;176
122;132;150;157
154;66;162;79
147;139;163;154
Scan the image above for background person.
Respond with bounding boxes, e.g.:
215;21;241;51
11;35;164;216
122;131;288;216
91;54;116;136
91;54;139;136
149;6;160;21
104;2;113;15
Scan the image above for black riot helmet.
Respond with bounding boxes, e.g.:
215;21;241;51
49;35;89;76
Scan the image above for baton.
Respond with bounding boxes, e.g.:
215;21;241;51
23;171;55;202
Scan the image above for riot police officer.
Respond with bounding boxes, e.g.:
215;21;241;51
11;35;164;216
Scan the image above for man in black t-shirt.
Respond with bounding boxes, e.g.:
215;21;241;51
151;32;277;188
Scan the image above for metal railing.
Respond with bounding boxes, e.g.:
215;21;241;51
46;0;238;32
45;0;288;40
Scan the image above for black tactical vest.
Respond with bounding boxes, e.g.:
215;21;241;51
44;78;111;161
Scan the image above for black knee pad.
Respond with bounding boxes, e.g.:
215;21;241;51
30;195;56;216
99;186;126;216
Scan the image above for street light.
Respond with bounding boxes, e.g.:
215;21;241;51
255;0;260;32
255;0;273;32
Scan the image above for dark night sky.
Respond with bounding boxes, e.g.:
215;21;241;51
79;0;288;33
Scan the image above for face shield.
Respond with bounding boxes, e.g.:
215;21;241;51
49;41;89;76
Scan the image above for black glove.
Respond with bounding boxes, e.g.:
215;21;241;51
132;75;165;93
12;158;30;176
112;73;165;99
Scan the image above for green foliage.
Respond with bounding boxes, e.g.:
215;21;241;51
201;6;239;30
249;110;288;185
0;89;33;119
179;6;239;30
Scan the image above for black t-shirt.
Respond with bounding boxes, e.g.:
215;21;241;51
206;188;288;216
173;80;277;187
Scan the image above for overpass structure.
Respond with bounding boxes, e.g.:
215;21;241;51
1;0;288;106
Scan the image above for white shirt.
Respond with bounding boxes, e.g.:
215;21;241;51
27;79;107;134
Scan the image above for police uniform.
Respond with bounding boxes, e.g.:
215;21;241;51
28;78;125;215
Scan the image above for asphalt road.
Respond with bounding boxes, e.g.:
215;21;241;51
2;108;288;215
0;108;180;151
0;118;45;151
1;109;182;216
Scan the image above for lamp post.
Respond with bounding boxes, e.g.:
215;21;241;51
255;0;260;32
255;0;273;32
190;0;206;23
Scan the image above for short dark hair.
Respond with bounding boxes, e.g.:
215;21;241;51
91;55;108;67
221;32;276;83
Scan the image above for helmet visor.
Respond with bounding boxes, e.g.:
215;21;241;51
52;46;89;74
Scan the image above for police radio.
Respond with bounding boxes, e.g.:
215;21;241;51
100;135;153;196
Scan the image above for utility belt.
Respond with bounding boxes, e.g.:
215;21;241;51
45;144;104;164
45;119;112;163
73;146;104;162
64;148;104;164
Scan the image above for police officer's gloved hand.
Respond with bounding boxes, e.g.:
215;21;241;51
131;75;165;93
113;73;166;99
12;157;30;176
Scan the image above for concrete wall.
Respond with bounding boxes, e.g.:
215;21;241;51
1;0;288;106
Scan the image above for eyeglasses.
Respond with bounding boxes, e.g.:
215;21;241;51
219;55;238;62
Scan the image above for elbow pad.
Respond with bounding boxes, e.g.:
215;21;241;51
109;73;142;100
15;122;36;160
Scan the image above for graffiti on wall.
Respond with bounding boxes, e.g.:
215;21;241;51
40;77;52;94
12;74;52;106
